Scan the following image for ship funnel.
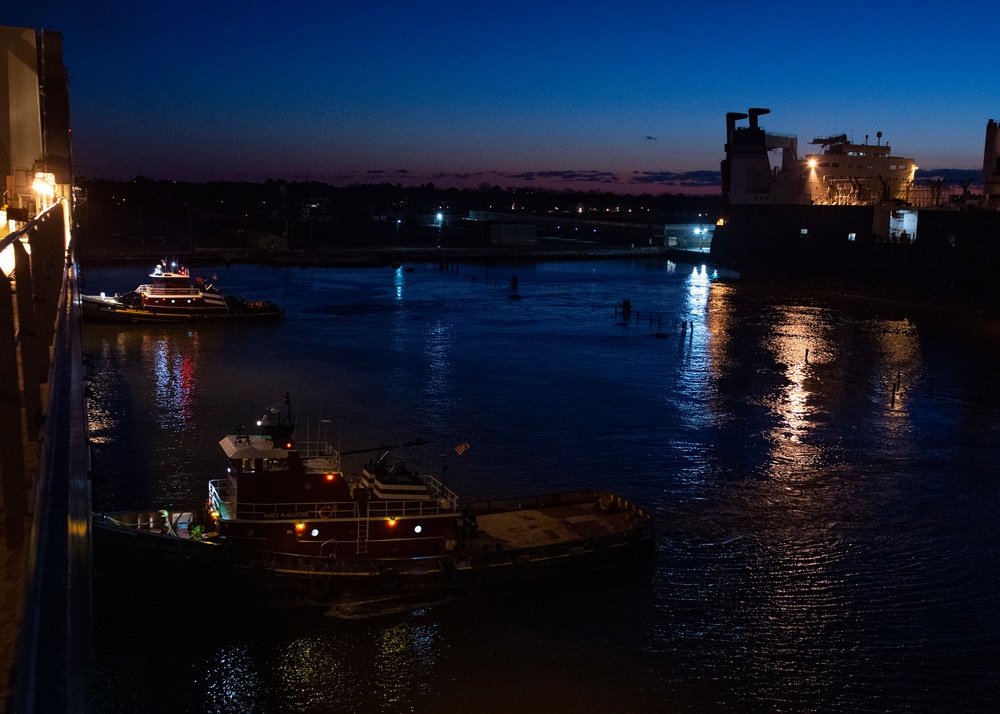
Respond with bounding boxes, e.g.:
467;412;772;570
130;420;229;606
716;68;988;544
726;112;749;142
748;107;771;131
983;119;1000;201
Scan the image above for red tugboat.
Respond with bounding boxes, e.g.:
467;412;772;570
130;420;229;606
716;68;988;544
211;403;464;563
93;397;655;614
81;259;282;323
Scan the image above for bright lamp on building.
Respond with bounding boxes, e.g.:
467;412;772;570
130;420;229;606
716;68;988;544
32;172;56;198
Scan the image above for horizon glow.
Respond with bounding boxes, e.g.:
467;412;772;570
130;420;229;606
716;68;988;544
7;1;998;193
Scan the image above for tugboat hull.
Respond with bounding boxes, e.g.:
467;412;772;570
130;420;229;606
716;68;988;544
81;295;283;323
92;491;655;614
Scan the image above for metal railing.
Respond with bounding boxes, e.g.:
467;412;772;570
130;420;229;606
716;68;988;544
208;472;461;522
136;283;204;296
2;200;90;713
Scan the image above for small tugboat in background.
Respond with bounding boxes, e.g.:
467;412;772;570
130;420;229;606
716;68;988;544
81;259;283;323
93;396;655;616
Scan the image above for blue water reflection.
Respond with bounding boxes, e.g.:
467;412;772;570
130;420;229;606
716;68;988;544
84;260;1000;713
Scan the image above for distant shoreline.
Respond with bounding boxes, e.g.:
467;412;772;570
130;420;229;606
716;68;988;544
76;245;718;269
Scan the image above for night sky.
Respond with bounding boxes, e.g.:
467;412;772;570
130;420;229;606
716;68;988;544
6;1;998;192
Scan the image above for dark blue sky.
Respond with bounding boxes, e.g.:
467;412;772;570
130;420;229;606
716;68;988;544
6;1;997;192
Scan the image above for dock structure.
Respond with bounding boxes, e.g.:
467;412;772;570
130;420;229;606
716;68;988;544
1;25;89;713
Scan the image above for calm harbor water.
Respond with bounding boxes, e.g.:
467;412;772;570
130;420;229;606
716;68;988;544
82;259;1000;713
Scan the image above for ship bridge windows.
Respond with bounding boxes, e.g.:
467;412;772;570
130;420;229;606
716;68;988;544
240;457;265;473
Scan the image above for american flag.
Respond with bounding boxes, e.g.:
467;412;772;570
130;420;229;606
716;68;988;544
454;441;471;456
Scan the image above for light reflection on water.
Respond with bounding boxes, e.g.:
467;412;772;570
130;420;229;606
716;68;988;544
146;332;199;430
84;260;1000;713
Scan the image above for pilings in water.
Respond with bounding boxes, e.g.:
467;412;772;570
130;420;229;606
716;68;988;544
613;299;697;341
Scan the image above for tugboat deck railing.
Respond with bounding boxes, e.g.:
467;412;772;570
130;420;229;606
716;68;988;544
296;441;342;466
209;474;460;522
137;284;204;297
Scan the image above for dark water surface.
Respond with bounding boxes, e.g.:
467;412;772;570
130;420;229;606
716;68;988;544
82;259;1000;713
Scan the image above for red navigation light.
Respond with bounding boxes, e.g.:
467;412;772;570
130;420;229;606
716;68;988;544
284;442;293;449
294;522;306;532
387;517;397;527
325;473;336;481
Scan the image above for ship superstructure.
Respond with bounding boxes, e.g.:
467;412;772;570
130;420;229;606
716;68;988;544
722;107;916;209
713;108;1000;306
137;261;228;312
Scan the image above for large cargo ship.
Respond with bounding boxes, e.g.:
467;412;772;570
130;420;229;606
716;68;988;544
711;108;1000;305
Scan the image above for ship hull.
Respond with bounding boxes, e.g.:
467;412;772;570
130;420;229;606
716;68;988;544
81;294;283;323
92;490;655;613
712;203;1000;305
